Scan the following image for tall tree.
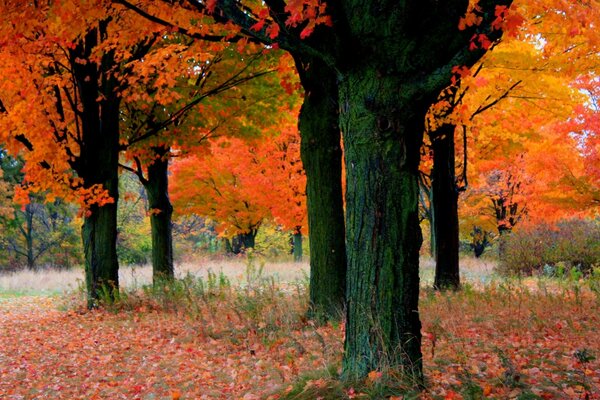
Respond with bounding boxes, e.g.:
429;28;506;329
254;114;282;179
292;51;346;318
114;0;348;321
120;40;277;281
152;0;512;382
0;1;174;306
425;0;600;287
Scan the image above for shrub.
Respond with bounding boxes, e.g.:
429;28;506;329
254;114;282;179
499;218;600;276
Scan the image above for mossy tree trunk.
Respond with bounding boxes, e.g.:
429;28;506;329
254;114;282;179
340;68;431;382
180;0;513;384
431;124;460;290
144;146;174;283
294;54;347;320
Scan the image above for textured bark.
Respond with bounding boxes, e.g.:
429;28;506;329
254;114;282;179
144;146;174;283
72;25;121;307
429;190;437;259
184;0;513;384
294;55;346;320
431;124;460;290
340;68;428;382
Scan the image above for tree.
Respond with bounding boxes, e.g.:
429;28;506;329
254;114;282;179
148;0;513;382
0;151;80;270
426;0;600;285
0;1;176;306
171;107;306;254
263;119;308;262
172;137;271;250
114;0;348;320
120;38;278;281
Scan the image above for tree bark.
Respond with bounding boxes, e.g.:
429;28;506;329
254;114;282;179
144;146;174;283
429;189;437;260
72;25;121;308
340;68;428;383
294;55;347;320
431;124;460;290
292;227;303;262
25;204;34;270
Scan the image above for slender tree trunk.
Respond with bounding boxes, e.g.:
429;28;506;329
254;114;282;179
340;69;427;383
294;55;347;320
429;189;437;259
25;205;34;270
144;146;174;283
292;227;303;262
431;124;460;290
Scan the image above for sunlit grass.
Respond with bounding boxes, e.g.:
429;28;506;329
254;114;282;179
0;255;499;296
0;257;309;296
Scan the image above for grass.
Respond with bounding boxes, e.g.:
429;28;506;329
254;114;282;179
0;257;309;296
1;256;599;399
0;255;497;296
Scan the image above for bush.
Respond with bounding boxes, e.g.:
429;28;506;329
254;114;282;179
499;218;600;276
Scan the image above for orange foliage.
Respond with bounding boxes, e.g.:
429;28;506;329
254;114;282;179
170;105;306;238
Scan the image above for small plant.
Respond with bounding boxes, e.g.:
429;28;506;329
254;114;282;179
574;348;596;364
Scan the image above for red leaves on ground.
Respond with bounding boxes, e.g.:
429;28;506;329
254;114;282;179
1;282;599;399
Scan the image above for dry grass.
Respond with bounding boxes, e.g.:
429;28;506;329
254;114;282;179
0;256;498;296
1;255;599;399
0;256;499;296
0;257;310;296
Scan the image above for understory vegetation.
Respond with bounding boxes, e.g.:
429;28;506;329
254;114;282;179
1;258;599;399
499;219;600;277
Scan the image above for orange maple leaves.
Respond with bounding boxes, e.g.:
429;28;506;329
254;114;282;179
170;106;306;239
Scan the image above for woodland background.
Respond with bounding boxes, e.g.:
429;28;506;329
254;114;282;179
0;0;599;399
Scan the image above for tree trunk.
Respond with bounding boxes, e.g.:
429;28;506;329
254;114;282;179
144;146;174;283
25;204;34;270
72;25;121;308
241;230;257;250
294;55;347;320
431;124;460;290
340;69;427;383
292;227;303;262
231;230;257;254
429;189;437;259
82;199;119;307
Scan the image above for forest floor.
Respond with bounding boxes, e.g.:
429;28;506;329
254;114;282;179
0;258;599;399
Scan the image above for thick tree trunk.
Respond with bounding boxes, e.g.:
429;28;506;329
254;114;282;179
431;124;460;290
294;55;347;320
73;25;121;308
82;199;119;307
79;107;120;307
144;146;174;283
340;69;426;383
292;228;302;262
